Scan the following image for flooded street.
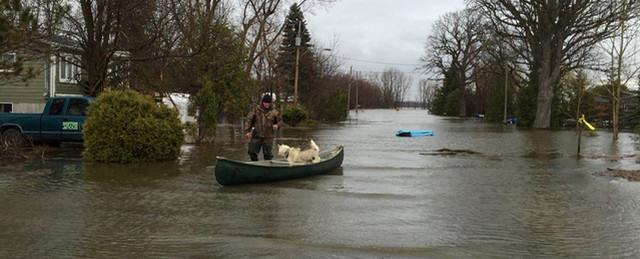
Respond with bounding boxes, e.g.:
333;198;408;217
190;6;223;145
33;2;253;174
2;109;640;258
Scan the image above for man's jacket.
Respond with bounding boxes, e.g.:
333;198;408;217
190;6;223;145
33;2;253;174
244;105;282;138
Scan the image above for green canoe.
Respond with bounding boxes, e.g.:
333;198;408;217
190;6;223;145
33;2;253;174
215;145;344;185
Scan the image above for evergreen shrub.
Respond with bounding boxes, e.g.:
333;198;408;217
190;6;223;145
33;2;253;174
282;105;308;127
83;90;184;163
317;91;347;122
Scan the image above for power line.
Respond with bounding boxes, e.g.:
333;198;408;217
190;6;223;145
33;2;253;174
349;69;425;75
337;56;420;67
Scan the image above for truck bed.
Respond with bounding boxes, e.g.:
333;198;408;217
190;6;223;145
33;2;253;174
0;113;42;132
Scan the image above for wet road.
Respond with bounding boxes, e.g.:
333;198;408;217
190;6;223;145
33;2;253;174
1;109;639;258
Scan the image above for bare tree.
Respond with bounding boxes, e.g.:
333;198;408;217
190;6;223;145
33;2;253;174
314;40;341;77
420;8;484;116
379;68;411;109
418;79;437;110
597;0;640;140
28;0;67;37
53;0;185;96
237;0;336;92
238;0;285;79
475;0;639;128
58;0;129;95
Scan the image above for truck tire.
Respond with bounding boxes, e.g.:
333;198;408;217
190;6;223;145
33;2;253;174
2;128;27;147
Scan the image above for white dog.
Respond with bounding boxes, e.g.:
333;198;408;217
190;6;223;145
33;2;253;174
277;139;321;164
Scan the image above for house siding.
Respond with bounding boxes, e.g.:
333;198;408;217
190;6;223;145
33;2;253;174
56;82;84;95
0;50;85;112
0;53;48;112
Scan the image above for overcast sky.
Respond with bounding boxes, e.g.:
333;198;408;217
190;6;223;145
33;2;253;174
306;0;466;100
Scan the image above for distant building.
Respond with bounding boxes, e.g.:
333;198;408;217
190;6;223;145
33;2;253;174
621;90;640;128
591;91;640;128
161;93;196;124
592;95;611;126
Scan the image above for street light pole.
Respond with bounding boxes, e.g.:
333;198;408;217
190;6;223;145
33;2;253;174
293;20;302;106
503;65;508;124
355;70;359;114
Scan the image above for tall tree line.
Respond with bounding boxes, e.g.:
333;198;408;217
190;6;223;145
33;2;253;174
422;0;640;135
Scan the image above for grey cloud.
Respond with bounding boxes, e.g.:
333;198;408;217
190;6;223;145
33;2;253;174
307;0;466;100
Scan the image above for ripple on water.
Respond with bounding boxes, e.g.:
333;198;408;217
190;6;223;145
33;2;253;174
2;110;640;258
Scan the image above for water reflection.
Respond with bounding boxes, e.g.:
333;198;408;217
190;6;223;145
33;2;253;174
1;109;639;258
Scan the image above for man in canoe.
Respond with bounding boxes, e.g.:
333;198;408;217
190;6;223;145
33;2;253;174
244;94;282;161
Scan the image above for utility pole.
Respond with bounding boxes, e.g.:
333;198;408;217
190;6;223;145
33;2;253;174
503;65;508;124
355;70;359;114
293;20;302;106
347;66;352;115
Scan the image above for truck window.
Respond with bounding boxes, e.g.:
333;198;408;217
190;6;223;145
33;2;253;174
67;98;89;116
49;98;65;115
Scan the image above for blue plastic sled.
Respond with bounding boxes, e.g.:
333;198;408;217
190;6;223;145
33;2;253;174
396;130;434;137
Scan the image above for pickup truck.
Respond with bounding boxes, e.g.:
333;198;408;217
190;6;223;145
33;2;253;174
0;96;93;145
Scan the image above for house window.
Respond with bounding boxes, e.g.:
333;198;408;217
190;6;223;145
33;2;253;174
0;53;17;73
59;55;81;83
0;103;12;113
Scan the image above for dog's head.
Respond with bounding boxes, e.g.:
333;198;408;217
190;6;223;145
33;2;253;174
277;144;291;157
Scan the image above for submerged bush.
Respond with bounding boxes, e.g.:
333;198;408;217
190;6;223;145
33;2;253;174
282;105;308;127
83;90;184;163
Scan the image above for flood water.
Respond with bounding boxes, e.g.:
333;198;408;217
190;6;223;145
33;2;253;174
2;109;640;258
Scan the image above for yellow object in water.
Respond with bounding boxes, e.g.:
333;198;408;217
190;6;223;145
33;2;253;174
578;115;596;131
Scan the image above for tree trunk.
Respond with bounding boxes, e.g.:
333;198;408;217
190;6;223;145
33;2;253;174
196;106;215;144
532;31;562;129
458;91;466;116
613;19;625;140
458;72;466;117
576;84;582;132
533;45;553;129
613;83;620;139
533;78;554;128
84;55;104;97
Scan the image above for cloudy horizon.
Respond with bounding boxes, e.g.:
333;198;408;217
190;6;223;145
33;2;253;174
306;0;466;101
